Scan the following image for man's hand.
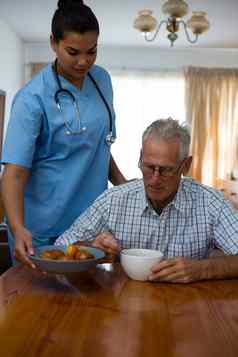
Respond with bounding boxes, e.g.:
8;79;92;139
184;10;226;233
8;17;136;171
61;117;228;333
149;257;205;284
92;231;121;255
13;226;36;269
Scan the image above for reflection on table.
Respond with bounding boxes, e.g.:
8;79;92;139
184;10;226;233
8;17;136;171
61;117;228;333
0;262;238;357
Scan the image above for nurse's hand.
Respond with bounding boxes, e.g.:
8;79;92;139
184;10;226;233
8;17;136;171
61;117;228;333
92;231;121;255
14;227;36;269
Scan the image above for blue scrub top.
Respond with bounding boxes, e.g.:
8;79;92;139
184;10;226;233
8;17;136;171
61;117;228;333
2;63;116;245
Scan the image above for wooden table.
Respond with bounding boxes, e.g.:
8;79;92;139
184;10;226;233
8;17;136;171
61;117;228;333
0;263;238;357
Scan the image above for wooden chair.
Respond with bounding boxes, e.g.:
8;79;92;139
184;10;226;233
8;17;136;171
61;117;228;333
216;179;238;210
0;223;11;274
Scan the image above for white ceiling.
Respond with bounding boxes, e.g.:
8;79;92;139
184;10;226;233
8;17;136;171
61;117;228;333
0;0;237;49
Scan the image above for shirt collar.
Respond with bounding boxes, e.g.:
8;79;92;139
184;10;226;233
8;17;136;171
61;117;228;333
138;181;157;215
138;177;193;216
169;177;193;215
140;182;149;213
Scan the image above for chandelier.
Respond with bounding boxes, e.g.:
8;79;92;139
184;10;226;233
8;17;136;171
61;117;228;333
133;0;210;47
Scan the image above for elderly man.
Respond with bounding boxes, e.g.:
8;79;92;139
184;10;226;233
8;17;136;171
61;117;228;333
56;118;238;283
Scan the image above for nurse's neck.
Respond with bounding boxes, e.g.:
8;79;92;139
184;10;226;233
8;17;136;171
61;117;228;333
56;62;84;90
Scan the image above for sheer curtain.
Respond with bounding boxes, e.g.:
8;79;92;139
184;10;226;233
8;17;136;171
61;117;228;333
110;70;185;179
185;67;238;187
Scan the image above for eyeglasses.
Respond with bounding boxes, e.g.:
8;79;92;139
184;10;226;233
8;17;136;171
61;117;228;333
139;158;185;177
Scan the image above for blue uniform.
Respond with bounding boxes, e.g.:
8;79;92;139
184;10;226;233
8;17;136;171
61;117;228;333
2;63;116;247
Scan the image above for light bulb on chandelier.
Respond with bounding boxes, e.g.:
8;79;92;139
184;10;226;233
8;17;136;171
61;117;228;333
133;0;210;47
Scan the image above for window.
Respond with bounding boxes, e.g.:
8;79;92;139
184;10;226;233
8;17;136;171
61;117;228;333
110;70;185;179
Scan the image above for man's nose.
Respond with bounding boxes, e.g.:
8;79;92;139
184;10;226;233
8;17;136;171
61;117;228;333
152;168;162;178
153;167;161;176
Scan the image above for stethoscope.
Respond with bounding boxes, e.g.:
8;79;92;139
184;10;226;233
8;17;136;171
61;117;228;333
52;59;115;146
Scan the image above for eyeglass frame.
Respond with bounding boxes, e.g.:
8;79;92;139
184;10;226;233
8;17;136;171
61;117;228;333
138;156;187;177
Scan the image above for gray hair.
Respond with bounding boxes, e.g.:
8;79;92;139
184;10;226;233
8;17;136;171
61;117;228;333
142;118;191;161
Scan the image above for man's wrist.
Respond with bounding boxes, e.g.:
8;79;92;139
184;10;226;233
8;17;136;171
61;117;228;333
198;257;230;281
197;259;214;281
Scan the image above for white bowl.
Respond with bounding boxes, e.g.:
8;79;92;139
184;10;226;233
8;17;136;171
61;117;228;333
120;248;163;281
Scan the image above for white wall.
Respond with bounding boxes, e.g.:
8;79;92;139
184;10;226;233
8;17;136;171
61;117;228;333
25;42;238;71
97;46;238;70
0;19;24;133
4;38;238;135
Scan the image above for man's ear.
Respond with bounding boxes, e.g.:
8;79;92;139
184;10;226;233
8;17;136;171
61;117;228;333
138;149;142;168
182;156;192;175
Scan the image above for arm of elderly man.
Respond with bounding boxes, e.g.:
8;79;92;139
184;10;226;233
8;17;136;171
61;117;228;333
149;197;238;283
148;255;238;283
55;189;121;253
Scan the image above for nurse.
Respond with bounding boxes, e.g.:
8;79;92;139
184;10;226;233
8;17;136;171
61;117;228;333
1;0;126;267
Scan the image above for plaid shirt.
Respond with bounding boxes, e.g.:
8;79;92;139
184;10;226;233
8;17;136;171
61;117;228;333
56;178;238;259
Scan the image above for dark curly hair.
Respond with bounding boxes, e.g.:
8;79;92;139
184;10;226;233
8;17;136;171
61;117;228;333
52;0;99;42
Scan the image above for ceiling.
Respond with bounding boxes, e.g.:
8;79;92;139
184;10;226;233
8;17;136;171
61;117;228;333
0;0;237;49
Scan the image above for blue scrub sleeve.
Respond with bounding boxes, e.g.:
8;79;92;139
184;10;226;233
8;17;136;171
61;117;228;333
2;93;42;168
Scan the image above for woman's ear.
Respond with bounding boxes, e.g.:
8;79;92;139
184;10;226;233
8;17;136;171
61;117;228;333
182;156;192;175
50;35;57;52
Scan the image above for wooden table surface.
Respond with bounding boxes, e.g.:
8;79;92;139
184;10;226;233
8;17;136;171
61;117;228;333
0;262;238;357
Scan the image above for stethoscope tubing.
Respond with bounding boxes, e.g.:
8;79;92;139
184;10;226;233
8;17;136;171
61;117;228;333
52;60;115;144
